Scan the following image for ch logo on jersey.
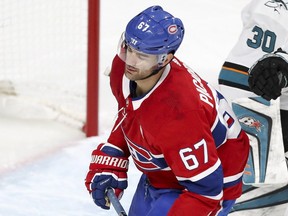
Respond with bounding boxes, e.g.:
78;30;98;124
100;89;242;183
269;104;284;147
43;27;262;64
265;0;288;13
239;116;263;132
223;111;235;128
124;135;169;171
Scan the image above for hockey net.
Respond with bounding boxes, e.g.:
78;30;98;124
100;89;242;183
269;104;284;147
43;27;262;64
0;0;99;135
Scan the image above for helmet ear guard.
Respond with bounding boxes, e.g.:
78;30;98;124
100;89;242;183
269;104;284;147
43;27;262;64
156;53;168;67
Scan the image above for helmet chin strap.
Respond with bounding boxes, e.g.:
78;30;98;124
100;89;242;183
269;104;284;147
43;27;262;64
138;66;164;80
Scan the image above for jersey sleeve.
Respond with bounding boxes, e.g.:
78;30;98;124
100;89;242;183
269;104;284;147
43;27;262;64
106;116;130;157
218;0;288;100
157;109;223;215
229;0;288;67
104;55;131;156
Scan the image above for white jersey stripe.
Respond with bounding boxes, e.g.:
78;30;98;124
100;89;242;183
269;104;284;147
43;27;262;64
176;159;221;182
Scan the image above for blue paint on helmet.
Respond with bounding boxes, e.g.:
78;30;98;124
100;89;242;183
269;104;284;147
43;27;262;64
125;5;185;55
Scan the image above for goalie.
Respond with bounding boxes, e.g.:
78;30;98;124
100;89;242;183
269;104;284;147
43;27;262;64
218;0;288;169
218;0;288;214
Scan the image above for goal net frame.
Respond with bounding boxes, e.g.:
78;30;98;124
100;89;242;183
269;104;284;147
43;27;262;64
86;0;100;136
0;0;100;137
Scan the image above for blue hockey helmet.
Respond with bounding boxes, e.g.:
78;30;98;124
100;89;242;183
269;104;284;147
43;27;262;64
124;5;185;55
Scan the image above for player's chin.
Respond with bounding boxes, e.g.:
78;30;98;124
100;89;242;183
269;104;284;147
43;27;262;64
124;71;137;80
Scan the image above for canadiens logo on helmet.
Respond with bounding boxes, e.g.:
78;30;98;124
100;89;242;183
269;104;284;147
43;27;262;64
168;24;178;34
124;5;185;55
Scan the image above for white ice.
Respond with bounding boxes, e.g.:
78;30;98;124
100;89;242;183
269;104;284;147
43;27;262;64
1;0;288;215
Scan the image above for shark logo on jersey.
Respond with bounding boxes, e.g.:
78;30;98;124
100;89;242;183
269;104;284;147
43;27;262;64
265;0;288;13
239;116;262;132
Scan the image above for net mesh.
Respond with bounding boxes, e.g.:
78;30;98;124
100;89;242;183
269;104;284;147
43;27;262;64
0;0;88;128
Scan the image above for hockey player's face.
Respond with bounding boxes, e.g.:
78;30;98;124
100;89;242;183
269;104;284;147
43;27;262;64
124;46;159;80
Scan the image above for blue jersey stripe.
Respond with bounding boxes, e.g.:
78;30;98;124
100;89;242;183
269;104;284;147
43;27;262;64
179;165;223;197
212;119;227;147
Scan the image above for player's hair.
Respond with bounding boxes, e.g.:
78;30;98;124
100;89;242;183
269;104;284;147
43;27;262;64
124;5;185;55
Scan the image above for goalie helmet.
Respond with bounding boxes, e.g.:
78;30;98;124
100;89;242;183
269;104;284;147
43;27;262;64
124;5;185;55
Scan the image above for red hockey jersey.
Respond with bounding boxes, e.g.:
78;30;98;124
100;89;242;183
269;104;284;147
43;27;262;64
107;54;249;214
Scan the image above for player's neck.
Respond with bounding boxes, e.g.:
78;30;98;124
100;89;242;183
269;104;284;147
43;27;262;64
135;69;164;97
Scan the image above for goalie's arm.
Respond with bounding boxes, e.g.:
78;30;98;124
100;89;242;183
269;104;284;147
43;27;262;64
248;49;288;100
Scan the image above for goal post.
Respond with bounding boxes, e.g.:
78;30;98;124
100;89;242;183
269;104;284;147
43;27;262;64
0;0;100;137
86;0;100;137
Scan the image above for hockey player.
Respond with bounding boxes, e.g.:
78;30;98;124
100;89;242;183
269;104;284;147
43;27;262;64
218;0;288;157
218;0;288;214
85;5;249;216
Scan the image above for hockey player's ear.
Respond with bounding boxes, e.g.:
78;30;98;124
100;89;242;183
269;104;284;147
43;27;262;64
164;53;174;65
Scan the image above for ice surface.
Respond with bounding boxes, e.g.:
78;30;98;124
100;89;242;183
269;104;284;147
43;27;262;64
1;0;288;215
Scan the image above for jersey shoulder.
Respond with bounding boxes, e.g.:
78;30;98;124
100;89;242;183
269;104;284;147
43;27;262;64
169;57;216;111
